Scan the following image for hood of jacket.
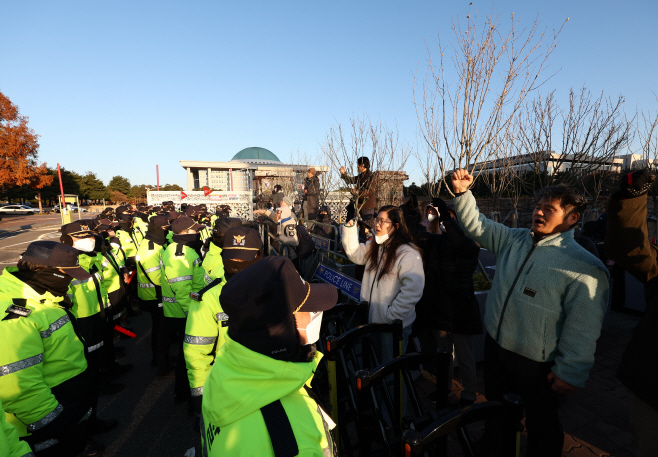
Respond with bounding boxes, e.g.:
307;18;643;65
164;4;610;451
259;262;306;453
203;335;321;428
0;267;65;305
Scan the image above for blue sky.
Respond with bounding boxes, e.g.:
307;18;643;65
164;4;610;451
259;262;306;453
2;1;657;188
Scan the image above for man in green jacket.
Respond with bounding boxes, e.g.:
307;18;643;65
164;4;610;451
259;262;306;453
136;215;170;375
161;215;208;404
201;256;338;457
184;225;262;423
0;241;103;456
451;170;609;457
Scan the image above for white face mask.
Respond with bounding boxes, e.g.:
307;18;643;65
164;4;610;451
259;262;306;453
427;214;437;222
375;227;393;245
73;237;96;252
298;311;323;344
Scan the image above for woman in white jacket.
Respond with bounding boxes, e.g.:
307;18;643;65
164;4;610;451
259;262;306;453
342;205;425;355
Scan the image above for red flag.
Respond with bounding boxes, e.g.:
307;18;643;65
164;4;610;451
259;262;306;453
203;186;212;197
181;191;187;200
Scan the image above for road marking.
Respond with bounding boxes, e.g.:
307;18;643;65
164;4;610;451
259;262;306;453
1;230;59;248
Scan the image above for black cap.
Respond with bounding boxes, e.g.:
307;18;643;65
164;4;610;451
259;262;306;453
220;256;338;361
61;221;94;237
21;241;92;280
184;206;198;217
222;227;262;261
214;217;242;236
167;211;180;223
91;218;118;232
171;216;204;234
148;215;171;232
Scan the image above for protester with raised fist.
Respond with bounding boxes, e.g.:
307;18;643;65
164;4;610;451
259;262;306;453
606;169;658;457
451;168;609;457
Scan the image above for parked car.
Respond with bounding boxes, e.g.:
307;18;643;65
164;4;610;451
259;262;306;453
0;205;36;215
53;204;88;213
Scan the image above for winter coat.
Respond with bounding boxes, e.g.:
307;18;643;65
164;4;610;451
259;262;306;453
606;194;658;411
184;242;227;400
201;336;334;457
342;170;376;211
414;218;483;334
0;401;33;457
342;224;425;328
0;268;90;440
160;242;207;319
453;190;610;388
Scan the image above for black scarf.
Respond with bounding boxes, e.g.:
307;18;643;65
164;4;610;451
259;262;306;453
145;230;166;247
11;268;73;298
223;253;262;277
173;233;203;258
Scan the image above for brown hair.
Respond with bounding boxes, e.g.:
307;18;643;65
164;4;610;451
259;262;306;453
367;206;419;280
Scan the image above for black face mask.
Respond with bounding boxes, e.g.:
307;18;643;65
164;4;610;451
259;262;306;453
223;254;262;277
290;343;317;363
12;267;73;297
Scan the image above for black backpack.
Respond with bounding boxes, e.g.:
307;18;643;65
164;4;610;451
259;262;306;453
295;223;316;260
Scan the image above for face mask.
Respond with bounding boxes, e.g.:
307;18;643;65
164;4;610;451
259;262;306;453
427;214;437;222
297;312;323;344
375;227;393;245
73;237;96;252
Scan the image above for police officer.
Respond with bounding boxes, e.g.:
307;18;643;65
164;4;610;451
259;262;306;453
60;222;123;430
0;241;103;456
201;256;338;456
184;226;262;423
161;216;207;404
136;215;170;375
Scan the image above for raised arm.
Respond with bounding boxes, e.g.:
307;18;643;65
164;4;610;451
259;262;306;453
341;222;370;265
451;170;514;255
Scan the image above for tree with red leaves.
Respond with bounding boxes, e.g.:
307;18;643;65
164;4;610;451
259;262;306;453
0;90;53;199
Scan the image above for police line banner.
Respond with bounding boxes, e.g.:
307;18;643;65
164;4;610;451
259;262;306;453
314;264;361;302
310;234;331;251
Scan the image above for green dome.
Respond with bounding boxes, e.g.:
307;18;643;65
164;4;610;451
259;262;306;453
231;147;281;163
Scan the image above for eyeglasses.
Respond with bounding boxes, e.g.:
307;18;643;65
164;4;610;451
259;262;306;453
374;218;392;226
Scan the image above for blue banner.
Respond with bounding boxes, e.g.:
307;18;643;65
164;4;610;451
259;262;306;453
310;234;331;251
314;264;362;302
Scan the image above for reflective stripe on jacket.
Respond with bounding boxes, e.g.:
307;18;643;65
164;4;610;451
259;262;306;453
0;268;87;437
184;242;226;396
161;242;206;318
67;253;109;351
136;240;165;302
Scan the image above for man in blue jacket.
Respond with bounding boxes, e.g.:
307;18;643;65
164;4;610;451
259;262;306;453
451;169;609;457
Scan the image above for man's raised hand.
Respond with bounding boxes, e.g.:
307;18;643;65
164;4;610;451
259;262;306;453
339;166;346;175
451;169;473;194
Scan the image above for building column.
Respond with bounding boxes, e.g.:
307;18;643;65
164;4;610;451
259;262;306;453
186;168;194;191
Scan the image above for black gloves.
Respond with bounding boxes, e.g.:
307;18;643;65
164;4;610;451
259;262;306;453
616;169;657;199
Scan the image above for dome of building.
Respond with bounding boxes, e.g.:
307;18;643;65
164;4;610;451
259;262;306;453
231;147;281;164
